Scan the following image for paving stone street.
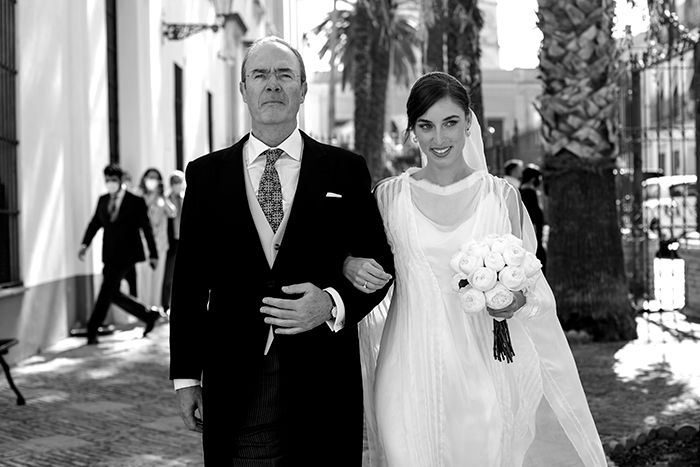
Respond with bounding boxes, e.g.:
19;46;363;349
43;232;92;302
0;323;203;466
1;311;699;466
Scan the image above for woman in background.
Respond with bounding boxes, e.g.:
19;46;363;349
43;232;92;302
137;168;175;311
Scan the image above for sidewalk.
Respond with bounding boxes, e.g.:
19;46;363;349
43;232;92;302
0;323;202;466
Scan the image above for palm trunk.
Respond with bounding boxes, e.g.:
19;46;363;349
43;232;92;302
426;0;485;131
352;1;391;182
352;2;372;165
537;0;637;341
546;152;637;340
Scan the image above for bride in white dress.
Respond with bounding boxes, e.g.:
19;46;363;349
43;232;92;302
344;72;607;466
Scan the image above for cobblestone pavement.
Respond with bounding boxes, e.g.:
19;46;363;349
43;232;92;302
0;323;203;466
1;311;699;466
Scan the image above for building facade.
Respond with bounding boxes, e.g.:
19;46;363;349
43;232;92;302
0;0;287;363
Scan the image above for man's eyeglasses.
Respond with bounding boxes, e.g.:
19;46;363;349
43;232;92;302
246;69;299;84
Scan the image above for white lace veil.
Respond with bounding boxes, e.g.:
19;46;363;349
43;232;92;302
419;109;488;173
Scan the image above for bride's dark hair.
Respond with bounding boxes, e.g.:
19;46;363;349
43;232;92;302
404;72;472;142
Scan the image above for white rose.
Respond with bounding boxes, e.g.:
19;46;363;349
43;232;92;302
459;255;483;277
522;252;543;277
499;266;527;291
459;286;486;314
483;251;506;272
483;233;501;247
485;283;515;310
501;233;524;247
502;244;527;267
467;242;491;260
459;240;477;253
491;238;509;254
469;266;498;292
451;273;468;292
450;251;465;273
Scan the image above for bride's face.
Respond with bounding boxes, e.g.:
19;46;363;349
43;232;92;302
413;97;470;169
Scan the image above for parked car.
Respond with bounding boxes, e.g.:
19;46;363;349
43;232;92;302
643;174;697;239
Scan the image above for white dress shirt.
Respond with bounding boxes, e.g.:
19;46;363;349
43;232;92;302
174;129;346;391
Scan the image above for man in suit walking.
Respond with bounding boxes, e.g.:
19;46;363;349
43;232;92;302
79;164;161;345
170;36;394;466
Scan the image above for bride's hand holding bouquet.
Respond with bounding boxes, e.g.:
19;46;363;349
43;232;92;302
450;233;542;363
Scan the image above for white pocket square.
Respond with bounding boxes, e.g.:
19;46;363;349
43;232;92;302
326;192;342;198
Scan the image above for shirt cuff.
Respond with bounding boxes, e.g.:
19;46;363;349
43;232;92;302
323;287;345;332
173;379;201;391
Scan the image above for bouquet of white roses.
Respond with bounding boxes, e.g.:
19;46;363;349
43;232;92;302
450;233;542;363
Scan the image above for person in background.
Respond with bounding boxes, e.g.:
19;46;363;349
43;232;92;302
121;170;138;297
520;164;547;274
503;158;524;188
161;170;185;313
137;168;175;312
78;164;161;345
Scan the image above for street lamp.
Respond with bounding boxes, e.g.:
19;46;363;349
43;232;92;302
162;0;234;41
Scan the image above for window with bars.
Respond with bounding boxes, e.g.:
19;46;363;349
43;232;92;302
106;0;119;163
207;91;213;154
0;0;20;287
175;64;183;171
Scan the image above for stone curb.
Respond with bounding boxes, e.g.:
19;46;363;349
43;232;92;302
602;423;699;458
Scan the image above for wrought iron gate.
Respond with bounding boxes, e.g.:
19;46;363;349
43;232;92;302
617;7;700;302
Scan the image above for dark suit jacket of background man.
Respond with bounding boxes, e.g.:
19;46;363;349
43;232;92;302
82;190;158;266
169;131;394;465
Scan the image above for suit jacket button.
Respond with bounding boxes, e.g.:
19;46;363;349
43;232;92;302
274;243;280;250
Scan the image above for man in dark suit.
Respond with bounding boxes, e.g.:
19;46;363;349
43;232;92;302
170;36;394;466
79;164;161;345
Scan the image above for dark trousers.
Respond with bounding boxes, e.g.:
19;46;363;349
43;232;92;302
231;346;284;466
87;262;153;339
124;265;137;297
161;240;178;310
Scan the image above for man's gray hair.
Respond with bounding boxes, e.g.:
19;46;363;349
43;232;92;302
240;36;307;84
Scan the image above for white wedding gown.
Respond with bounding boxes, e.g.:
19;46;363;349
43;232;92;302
359;167;607;467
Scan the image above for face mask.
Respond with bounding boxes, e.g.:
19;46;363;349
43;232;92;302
145;178;159;191
171;183;183;195
106;181;120;194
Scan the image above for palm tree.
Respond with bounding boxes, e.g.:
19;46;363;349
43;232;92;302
313;0;421;181
537;0;637;341
423;0;485;131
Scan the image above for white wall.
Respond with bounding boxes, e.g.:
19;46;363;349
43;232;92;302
18;0;109;289
4;0;279;361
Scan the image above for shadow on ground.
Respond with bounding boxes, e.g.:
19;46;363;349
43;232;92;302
573;312;700;442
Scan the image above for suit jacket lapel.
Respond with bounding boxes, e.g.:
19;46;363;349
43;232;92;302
272;132;326;273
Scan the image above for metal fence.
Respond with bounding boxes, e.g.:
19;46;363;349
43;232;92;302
617;36;700;300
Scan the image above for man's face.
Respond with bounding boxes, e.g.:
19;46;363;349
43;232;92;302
104;175;122;194
239;42;307;128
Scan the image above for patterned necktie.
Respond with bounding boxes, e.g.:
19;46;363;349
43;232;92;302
257;148;284;233
108;194;118;222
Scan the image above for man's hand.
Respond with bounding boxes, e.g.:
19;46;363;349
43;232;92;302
149;258;158;270
176;386;204;433
487;290;526;320
78;245;88;261
261;283;333;335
